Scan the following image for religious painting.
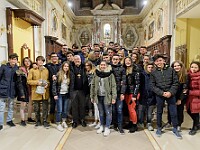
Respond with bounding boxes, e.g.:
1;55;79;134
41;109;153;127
62;23;66;40
148;21;154;40
79;31;90;45
80;0;93;8
104;23;111;38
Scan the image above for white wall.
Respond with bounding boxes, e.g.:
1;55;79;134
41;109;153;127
0;0;17;63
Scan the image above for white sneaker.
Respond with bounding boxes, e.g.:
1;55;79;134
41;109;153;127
103;127;110;137
97;125;104;134
95;123;101;129
57;124;64;132
89;122;97;127
62;121;68;128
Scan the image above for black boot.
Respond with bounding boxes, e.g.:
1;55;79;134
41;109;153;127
129;124;138;133
124;121;132;129
189;126;198;135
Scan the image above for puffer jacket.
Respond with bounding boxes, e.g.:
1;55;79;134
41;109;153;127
139;70;156;106
111;63;126;94
125;66;140;98
0;63;18;99
16;68;29;102
90;65;117;104
150;65;179;97
186;71;200;113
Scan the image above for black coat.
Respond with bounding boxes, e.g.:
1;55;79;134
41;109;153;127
150;65;179;97
0;63;18;99
125;67;140;98
70;63;89;95
57;50;67;63
111;63;126;94
139;70;156;106
16;69;29;102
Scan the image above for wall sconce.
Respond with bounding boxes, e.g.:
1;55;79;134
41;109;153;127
0;23;6;36
0;23;12;36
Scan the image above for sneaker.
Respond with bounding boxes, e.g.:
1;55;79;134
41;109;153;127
57;124;64;132
173;128;182;139
189;126;198;135
156;128;162;137
94;123;101;129
177;126;181;132
97;125;104;134
20;120;26;127
118;126;125;135
43;121;50;129
103;127;110;137
0;125;3;131
7;121;16;127
62;121;68;128
89;122;97;127
147;123;154;131
35;121;41;128
27;118;36;123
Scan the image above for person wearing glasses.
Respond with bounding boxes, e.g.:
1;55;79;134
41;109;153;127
45;52;61;123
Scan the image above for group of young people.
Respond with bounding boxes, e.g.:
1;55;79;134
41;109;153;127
0;42;200;139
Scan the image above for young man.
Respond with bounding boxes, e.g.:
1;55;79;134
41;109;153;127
45;52;61;123
57;44;68;63
150;54;182;139
0;53;19;130
111;54;126;134
27;56;50;128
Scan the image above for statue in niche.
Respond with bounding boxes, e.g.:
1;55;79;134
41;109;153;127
124;30;135;48
80;31;90;45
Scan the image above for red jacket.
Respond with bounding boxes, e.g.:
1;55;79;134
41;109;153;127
186;71;200;113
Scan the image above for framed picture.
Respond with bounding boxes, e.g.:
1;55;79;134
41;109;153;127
148;21;154;40
62;23;66;40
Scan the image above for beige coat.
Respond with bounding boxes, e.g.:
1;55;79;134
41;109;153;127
27;67;49;100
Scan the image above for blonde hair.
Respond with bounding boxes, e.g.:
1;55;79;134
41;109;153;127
57;61;70;85
85;60;96;74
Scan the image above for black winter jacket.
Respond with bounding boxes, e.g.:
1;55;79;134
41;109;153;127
125;67;140;98
139;70;156;106
44;63;61;84
0;63;18;99
16;69;29;102
150;65;179;97
111;63;126;94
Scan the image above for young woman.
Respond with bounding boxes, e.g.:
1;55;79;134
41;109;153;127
16;57;34;126
169;61;188;131
123;57;140;133
138;62;156;131
85;61;100;129
52;61;71;132
186;61;200;135
90;61;117;137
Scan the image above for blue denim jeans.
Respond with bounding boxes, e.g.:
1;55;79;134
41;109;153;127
56;93;69;123
112;96;123;127
0;98;14;125
97;96;112;128
138;104;155;124
156;96;178;128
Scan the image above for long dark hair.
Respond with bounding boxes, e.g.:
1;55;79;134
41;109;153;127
22;57;33;69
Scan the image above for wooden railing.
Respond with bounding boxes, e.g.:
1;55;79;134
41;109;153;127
176;0;200;17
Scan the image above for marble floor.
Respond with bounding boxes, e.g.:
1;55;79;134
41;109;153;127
1;109;200;150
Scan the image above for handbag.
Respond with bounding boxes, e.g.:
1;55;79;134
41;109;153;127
35;85;45;95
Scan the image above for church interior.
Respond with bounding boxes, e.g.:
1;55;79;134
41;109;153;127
0;0;200;150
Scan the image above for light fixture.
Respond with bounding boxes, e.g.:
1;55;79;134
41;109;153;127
143;0;148;5
68;2;72;8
